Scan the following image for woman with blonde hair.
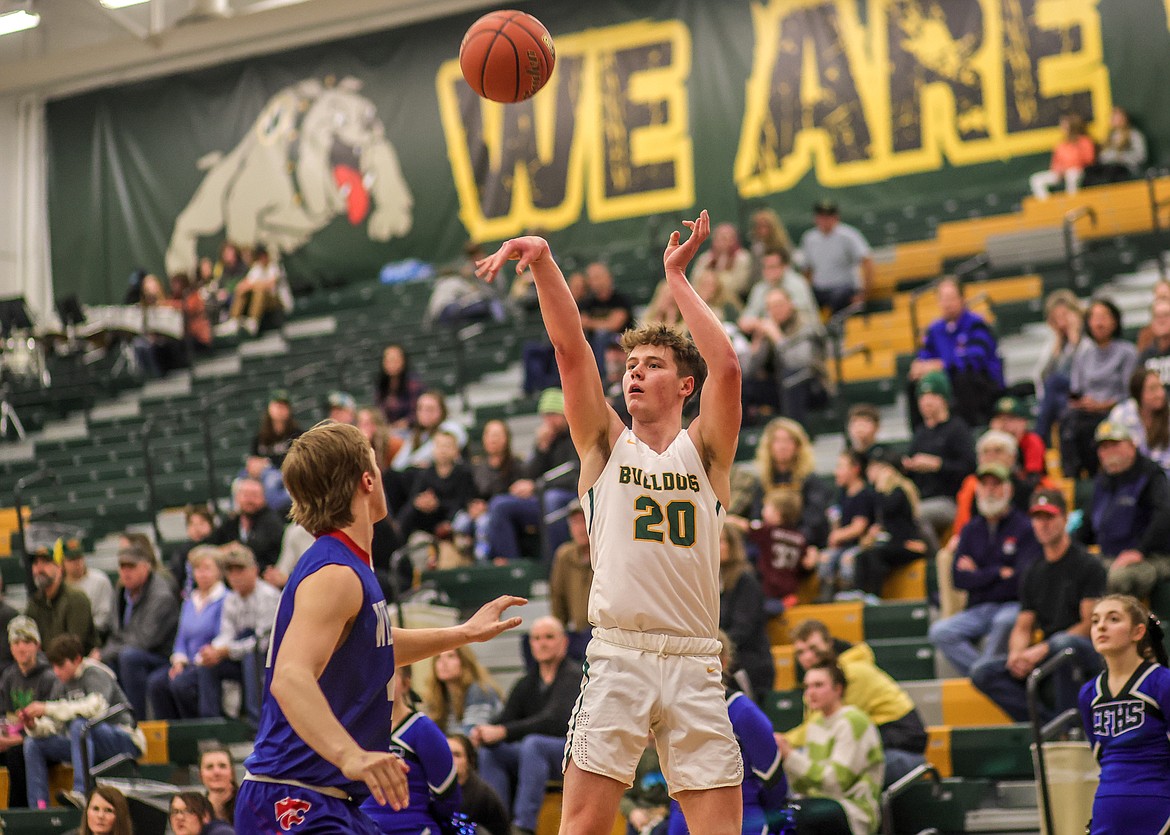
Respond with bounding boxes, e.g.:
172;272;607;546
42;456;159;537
423;645;503;736
738;417;831;547
1035;289;1084;444
717;525;774;701
851;445;927;601
748;208;795;282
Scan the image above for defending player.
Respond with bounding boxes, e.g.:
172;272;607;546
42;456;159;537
235;421;523;834
1080;594;1170;835
476;210;744;835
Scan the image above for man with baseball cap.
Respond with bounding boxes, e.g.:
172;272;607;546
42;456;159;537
929;463;1041;678
797;199;874;313
61;538;115;642
990;395;1047;486
0;616;55;807
1078;420;1170;598
970;488;1105;722
25;539;97;656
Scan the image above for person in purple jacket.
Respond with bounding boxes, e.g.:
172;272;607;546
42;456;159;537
928;464;1041;676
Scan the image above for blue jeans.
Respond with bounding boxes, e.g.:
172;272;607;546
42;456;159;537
970;632;1100;722
477;734;566;830
929;601;1021;677
485;489;576;562
116;646;169;720
197;652;262;724
1035;371;1070;446
23;719;139;806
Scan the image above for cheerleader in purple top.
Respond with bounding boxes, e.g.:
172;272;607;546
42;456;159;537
1079;594;1170;835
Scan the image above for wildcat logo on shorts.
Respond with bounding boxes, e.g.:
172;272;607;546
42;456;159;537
274;796;313;831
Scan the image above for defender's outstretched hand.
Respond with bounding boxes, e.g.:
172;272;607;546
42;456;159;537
663;209;711;275
463;594;528;642
475;237;551;283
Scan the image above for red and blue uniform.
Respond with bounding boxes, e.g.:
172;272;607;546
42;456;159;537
235;532;396;834
1080;661;1170;834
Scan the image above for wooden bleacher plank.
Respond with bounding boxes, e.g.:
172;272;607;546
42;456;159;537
940;678;1013;726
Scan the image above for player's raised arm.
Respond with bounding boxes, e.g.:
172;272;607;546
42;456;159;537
667;211;742;481
476;238;621;466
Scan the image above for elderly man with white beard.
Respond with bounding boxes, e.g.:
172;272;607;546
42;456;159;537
927;463;1042;676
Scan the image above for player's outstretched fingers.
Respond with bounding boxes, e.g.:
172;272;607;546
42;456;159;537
465;594;529;641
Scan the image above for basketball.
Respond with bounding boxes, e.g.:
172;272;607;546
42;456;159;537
459;10;555;104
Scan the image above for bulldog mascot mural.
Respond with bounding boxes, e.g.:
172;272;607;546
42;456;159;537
165;76;413;276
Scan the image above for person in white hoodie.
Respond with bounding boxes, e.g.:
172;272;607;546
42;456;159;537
18;633;145;809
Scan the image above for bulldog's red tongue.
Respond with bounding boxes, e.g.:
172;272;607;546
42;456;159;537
333;165;369;224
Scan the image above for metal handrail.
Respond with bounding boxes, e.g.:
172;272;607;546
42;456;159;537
953;252;990;280
1063;207;1097;287
536;460;579;560
12;468;58;595
1147;169;1170;280
1027;646;1078;835
880;762;940;835
79;702;134;796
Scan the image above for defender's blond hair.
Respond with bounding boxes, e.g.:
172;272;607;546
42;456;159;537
282;420;375;535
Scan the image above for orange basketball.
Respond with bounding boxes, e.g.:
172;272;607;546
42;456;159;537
459;10;555;104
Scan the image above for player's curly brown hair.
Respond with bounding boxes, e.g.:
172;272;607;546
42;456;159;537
620;322;707;401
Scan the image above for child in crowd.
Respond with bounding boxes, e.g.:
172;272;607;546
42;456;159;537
818;449;875;602
746;488;816;615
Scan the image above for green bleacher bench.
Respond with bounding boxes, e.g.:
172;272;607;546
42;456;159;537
763;689;804;732
889;776;992;835
862;601;929;640
0;807;82;834
868;637;935;681
950;724;1034;780
0;556;27;589
165;718;252;766
421;562;548;612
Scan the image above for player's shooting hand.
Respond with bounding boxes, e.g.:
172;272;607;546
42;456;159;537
341;749;410;809
663;209;710;274
462;595;528;643
475;237;550;283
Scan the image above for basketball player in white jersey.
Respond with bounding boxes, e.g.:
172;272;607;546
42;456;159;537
476;210;743;835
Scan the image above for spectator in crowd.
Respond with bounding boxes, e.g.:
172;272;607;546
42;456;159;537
1108;367;1170;477
267;523;314;590
360;666;462;835
902;371;976;539
718;525;776;701
168;273;212;355
1079;420;1170;598
93;541;180;720
1063;297;1137;477
622;738;670;835
168;505;216;596
1139;296;1170;387
169;790;234;835
779;661;883;835
199;744;238;822
391;389;468;472
1034;290;1084;446
376;343;425;430
642;278;686;333
0;574;17;674
211;242;248;307
209;478;285;570
549;501;594;642
737;417;832;548
989;396;1047;489
797;199;874;313
119;532;177;592
195;543;280;725
748;208;795;279
739;248;818;329
424;646;504;737
696;221;754;299
132;273;185;377
21;634;145;809
1084;106;1147;184
484;388;579;562
249;390;301;469
845;403;881;456
668;632;786;835
1029;112;1096;199
950;430;1051;536
971;488;1105;722
472;616;582;835
26;540;97;657
228;244;284;336
788;620;928;786
326;390;357;425
742;488;816;615
146;546;227;720
578;262;633;372
236;455;291;519
929;464;1041;676
693;268;743;324
80;785;135;835
853;446;929;601
455;419;521;562
817;449;875;602
447;733;510;835
357;405;400;474
0;617;56;808
397;430;476;540
743;287;829;424
907;277;1004;430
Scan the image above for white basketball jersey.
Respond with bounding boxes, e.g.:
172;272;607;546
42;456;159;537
583;427;724;639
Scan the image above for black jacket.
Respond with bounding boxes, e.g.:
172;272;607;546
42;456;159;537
494;655;582;742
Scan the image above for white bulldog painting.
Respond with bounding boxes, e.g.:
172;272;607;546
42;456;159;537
165;76;413;275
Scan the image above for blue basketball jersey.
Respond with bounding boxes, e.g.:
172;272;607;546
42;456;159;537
360;709;461;834
1080;661;1170;801
245;532;396;800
